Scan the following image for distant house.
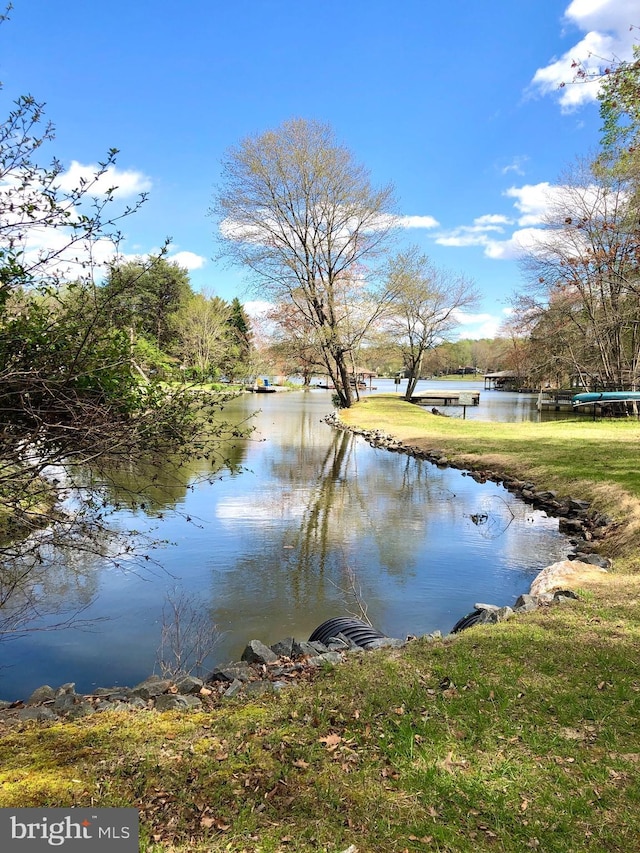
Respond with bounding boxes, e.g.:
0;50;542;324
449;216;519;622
483;371;521;391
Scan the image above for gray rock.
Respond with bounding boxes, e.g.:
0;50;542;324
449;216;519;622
569;498;591;512
132;677;172;699
0;700;11;710
514;594;538;612
495;606;514;622
559;518;585;534
155;694;202;711
175;675;204;695
292;640;320;658
17;706;57;722
326;637;350;651
55;682;76;696
309;641;329;654
65;702;95;719
575;553;611;569
474;603;500;613
269;664;303;677
553;589;580;602
128;697;150;710
306;652;343;666
26;685;56;706
365;638;406;650
95;700;120;713
53;694;78;713
93;686;133;698
208;662;253;683
334;632;361;650
270;637;295;658
244;680;276;695
222;679;244;699
241;640;279;665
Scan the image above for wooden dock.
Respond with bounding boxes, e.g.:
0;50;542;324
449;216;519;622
536;390;574;412
410;390;480;407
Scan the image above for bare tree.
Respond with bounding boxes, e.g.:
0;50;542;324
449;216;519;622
382;246;479;399
156;587;221;679
518;158;640;389
211;118;397;407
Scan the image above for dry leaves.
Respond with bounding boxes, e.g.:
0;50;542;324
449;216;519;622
319;733;342;751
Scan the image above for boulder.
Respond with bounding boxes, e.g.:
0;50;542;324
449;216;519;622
208;662;253;683
155;694;202;711
175;675;204;695
131;676;172;699
241;640;279;665
514;593;538;612
270;637;295;658
366;637;406;650
530;560;608;597
26;685;55;706
17;706;57;722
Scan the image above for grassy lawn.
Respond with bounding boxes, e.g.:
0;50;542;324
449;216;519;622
2;395;640;852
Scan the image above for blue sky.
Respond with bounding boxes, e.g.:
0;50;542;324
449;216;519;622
1;0;638;337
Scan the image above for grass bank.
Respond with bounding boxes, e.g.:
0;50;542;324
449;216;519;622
1;395;639;852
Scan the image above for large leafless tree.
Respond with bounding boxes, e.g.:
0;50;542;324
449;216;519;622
517;158;640;389
211;118;397;407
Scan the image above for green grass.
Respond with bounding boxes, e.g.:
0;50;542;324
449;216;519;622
2;395;640;852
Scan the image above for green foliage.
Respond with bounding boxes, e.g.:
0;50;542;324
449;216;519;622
103;256;193;350
0;71;246;639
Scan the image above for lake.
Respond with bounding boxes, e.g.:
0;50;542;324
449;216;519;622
0;383;572;700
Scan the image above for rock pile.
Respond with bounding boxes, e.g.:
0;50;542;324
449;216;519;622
0;632;413;726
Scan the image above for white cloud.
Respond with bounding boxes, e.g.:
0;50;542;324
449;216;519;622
395;214;440;229
244;299;273;318
453;310;508;339
434;213;511;248
167;250;207;270
530;0;640;110
483;227;552;260
434;182;574;259
504;183;557;226
221;210;440;246
473;214;512;227
56;160;152;198
501;156;529;176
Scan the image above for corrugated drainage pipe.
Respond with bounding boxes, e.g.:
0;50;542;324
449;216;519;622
450;609;485;633
309;617;386;649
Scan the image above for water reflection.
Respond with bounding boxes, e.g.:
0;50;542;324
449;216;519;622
0;390;571;700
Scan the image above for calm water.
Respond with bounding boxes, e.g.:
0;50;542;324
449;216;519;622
1;385;572;699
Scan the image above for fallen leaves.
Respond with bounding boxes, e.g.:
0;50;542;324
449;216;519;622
199;815;230;832
319;733;342;750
